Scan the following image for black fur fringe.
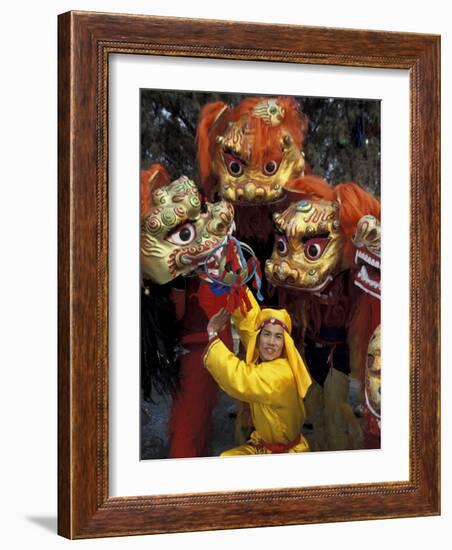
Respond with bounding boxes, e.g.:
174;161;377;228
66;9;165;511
140;280;181;401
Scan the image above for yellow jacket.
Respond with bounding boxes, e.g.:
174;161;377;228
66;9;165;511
204;290;311;450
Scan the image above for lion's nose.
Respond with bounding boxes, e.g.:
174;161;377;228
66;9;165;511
271;261;299;284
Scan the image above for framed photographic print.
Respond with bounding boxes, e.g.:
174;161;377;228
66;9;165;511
58;11;440;538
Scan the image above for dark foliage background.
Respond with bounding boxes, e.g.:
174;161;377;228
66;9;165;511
140;90;380;197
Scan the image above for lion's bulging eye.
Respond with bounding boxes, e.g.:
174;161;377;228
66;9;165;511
276;235;288;256
263;160;279;176
304;237;330;260
308;243;321;257
166;223;196;245
229;160;243;176
224;153;245;177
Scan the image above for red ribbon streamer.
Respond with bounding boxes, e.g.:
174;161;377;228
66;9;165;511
226;283;252;315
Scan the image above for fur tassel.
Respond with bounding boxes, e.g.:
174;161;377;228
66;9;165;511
140;164;171;218
196;101;229;192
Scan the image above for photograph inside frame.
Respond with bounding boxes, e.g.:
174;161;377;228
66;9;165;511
140;90;381;460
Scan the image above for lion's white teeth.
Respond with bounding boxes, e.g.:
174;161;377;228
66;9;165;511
356;249;381;269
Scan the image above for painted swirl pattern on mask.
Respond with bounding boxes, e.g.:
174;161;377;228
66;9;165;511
141;175;234;284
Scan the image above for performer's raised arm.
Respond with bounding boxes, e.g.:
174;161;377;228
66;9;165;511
230;288;261;349
204;296;312;456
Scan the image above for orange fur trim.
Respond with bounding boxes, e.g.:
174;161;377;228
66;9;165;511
286;175;337;201
229;96;308;167
196;96;308;196
336;182;380;263
140;164;171;218
196;101;229;191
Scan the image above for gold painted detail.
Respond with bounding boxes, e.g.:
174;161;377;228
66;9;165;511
252;98;285;126
266;199;344;293
140;175;234;284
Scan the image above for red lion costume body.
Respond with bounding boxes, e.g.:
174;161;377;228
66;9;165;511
140;165;234;458
197;97;381;451
350;214;381;448
266;175;381;450
196;96;309;279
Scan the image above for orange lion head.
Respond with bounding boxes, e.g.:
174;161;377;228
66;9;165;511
196;96;308;205
265;175;381;296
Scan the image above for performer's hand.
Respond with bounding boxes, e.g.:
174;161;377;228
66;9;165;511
207;307;231;334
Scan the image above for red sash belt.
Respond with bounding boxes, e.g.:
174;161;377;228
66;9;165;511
253;434;301;454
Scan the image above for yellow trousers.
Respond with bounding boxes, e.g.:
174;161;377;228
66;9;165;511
221;430;310;456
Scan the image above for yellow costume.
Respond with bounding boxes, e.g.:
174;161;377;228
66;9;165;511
203;290;312;455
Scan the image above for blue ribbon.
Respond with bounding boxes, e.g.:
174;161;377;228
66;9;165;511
209;281;229;296
203;236;263;301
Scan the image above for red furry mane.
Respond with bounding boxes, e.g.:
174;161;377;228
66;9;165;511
196;101;229;188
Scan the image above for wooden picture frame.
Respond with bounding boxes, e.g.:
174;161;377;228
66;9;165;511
58;11;440;538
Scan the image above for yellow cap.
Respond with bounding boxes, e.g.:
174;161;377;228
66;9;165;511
245;307;311;400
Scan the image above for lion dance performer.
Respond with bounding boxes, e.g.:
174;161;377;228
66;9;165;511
265;175;381;451
196;96;309;286
196;96;311;443
350;215;381;447
140;164;235;458
204;288;312;455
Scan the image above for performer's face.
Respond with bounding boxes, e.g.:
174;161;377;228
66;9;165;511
258;324;284;362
